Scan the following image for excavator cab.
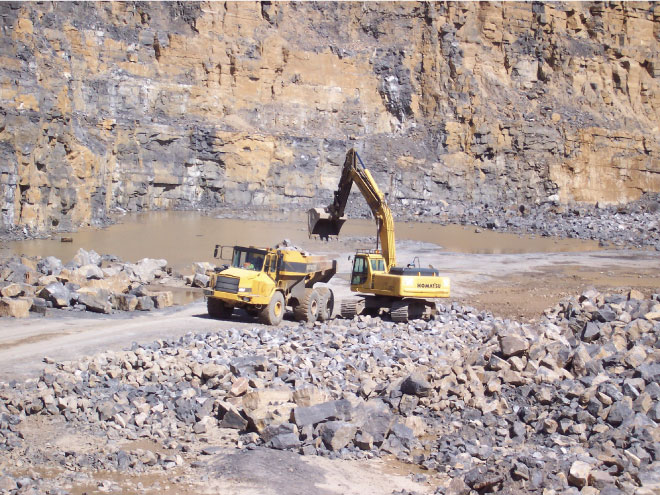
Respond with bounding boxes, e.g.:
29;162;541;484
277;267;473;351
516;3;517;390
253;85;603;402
350;251;387;290
307;208;346;239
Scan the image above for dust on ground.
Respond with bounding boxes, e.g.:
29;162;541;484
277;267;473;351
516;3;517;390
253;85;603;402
459;260;660;321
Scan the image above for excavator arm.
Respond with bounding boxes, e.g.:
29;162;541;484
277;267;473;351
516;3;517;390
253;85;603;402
308;149;396;269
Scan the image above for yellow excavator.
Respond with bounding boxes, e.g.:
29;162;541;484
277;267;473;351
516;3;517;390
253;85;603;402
308;148;450;322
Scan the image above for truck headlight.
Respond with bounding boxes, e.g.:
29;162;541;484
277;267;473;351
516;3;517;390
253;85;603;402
238;287;251;293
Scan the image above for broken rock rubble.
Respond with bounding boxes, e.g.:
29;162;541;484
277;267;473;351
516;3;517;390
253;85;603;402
0;289;658;493
0;249;217;317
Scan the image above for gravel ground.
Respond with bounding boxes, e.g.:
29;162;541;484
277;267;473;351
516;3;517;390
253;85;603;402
0;288;658;494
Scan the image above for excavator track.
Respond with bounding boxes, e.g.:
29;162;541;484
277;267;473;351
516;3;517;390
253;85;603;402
391;299;433;323
390;301;410;323
340;297;364;319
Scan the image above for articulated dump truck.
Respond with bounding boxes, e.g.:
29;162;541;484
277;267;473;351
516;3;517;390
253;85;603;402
204;244;336;325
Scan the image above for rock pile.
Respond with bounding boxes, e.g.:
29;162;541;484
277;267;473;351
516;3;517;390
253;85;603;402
398;192;660;250
0;249;198;318
0;289;658;493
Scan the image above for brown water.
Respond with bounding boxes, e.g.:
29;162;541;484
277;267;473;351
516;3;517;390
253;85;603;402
1;211;600;271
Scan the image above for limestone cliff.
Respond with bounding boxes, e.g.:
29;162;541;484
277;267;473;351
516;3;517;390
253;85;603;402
0;1;658;234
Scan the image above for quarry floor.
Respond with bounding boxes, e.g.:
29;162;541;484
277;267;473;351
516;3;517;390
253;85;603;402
1;214;659;494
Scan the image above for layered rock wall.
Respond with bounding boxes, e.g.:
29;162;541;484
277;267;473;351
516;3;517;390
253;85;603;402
0;1;659;233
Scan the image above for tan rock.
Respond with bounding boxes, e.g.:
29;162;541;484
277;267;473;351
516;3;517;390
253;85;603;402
115;294;138;312
292;386;329;407
568;460;592;488
0;283;23;298
230;377;250;397
628;289;645;300
38;275;59;286
0;297;31;318
151;291;174;309
242;388;292;411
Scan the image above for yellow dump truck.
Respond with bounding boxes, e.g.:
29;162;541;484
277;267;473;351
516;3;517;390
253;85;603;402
204;244;336;325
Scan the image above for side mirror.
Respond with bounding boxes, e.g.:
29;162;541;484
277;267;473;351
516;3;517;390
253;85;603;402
213;244;220;258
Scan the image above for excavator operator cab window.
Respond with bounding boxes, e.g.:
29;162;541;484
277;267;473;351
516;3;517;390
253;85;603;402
370;259;385;272
351;256;368;285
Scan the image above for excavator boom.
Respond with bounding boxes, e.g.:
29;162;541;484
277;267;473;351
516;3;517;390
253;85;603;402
308;149;396;269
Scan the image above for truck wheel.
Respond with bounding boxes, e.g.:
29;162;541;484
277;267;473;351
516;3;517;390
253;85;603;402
259;291;285;326
207;298;233;319
317;288;334;322
294;288;320;323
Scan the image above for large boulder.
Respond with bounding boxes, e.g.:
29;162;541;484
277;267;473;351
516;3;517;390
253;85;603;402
39;282;71;308
151;291;174;309
125;258;168;283
4;263;38;285
193;262;215;274
0;283;24;298
0;297;31;318
37;256;63;276
499;335;529;357
75;264;105;280
114;293;138;312
86;272;131;294
319;421;357;451
77;290;112;314
71;248;101;268
192;273;210;288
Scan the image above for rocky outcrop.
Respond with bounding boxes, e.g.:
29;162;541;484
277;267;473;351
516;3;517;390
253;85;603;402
0;2;658;235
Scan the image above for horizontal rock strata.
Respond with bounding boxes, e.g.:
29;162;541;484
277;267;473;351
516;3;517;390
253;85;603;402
0;2;659;235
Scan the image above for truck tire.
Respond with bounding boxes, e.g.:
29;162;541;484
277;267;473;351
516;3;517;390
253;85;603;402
259;291;285;326
317;287;334;322
294;288;320;323
207;298;233;319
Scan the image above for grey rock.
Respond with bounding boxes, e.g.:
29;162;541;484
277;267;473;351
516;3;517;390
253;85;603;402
400;373;432;397
582;321;601;342
37;256;63;276
72;248;102;268
319;421;357;451
267;433;300;450
136;296;155;311
39;282;71;308
388;422;416;450
293;399;352;427
192;273;210;288
499;335;529;357
78;292;112;314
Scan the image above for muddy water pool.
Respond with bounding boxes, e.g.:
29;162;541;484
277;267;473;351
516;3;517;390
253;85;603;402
2;211;600;271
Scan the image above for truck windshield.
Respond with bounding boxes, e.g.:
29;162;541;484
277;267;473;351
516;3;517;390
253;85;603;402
232;248;266;271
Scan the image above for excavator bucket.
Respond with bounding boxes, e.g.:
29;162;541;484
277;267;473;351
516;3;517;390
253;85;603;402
307;208;346;239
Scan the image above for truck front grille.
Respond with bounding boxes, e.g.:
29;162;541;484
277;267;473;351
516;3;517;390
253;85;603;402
215;275;239;293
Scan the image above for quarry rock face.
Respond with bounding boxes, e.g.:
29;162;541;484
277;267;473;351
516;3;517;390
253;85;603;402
0;1;658;234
